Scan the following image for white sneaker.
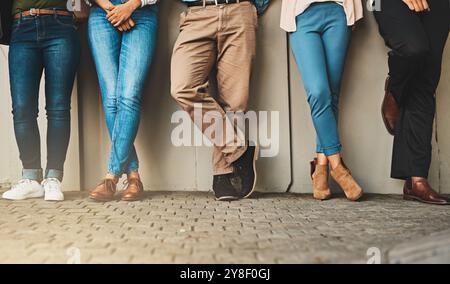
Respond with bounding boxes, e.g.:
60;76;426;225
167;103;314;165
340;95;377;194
2;179;44;200
42;178;64;201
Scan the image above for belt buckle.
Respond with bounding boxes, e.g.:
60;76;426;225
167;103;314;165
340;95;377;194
29;8;37;16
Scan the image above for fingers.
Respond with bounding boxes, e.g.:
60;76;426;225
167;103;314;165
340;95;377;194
421;0;430;11
122;21;131;31
117;19;135;33
405;0;430;12
106;7;132;27
106;5;135;31
415;0;424;11
107;12;125;26
128;19;135;28
403;0;415;10
105;3;115;11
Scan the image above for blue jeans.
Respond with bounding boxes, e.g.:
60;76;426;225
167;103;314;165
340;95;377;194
88;1;158;177
9;13;81;181
290;3;351;156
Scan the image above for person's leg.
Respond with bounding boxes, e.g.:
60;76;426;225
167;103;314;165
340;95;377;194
171;5;242;201
87;4;139;177
291;3;362;201
108;5;158;178
290;5;336;200
320;3;352;170
392;0;450;180
87;4;125;201
171;6;233;175
321;4;351;126
2;17;45;201
373;0;429;105
8;18;44;182
214;1;258;198
42;15;81;182
290;5;341;159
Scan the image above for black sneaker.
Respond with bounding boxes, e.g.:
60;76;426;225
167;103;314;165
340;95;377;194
232;143;259;199
213;173;240;201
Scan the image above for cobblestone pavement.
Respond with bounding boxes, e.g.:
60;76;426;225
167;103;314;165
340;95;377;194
0;190;449;264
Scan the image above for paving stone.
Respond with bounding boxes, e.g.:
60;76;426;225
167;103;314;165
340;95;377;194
0;191;450;263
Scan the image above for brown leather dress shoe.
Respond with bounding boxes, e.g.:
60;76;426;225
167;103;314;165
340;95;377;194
121;178;144;201
381;76;399;136
403;178;450;205
89;179;117;202
310;158;332;200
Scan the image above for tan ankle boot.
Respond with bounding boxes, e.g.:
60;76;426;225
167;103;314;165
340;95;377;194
310;159;331;200
330;160;363;201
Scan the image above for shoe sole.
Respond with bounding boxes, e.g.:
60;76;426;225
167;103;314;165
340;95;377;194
44;196;64;202
348;190;364;202
121;197;143;202
313;193;332;201
2;192;44;200
242;144;260;199
403;194;450;205
89;196;115;202
215;196;239;202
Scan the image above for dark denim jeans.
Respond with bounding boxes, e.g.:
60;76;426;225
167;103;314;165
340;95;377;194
8;13;81;181
88;1;158;177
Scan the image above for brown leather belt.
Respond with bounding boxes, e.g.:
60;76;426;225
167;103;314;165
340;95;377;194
14;9;73;20
186;0;251;7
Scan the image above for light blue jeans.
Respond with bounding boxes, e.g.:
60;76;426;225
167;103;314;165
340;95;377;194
290;2;351;156
88;0;158;176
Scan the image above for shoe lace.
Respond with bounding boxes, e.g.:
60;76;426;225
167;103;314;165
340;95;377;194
42;178;61;192
122;178;142;191
11;179;34;191
120;179;129;191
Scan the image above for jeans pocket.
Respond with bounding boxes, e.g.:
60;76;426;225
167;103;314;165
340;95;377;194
11;20;22;33
54;15;78;30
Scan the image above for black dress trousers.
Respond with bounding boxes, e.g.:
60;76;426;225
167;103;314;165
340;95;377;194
374;0;450;179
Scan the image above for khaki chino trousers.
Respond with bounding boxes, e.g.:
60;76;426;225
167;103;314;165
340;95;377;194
171;1;257;175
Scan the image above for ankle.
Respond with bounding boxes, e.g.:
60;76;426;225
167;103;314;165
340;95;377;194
330;161;342;170
327;153;342;170
105;173;119;184
316;155;328;166
411;176;427;184
127;171;140;180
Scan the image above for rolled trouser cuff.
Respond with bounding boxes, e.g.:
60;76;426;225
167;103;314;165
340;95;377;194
22;169;43;182
316;144;342;157
45;169;64;181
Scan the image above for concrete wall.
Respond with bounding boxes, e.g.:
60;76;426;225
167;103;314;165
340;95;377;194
1;2;449;194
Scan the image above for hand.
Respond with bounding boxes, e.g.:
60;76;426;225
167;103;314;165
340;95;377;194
107;0;141;27
95;0;114;12
402;0;430;12
117;18;136;32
